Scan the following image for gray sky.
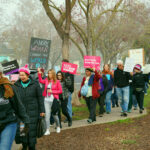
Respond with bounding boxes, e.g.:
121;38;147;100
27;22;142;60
0;0;150;33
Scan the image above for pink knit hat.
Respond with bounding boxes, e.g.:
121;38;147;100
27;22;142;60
19;64;30;75
134;64;142;71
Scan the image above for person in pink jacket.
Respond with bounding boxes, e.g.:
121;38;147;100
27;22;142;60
38;68;62;135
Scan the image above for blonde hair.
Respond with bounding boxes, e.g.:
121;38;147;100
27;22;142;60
48;69;57;83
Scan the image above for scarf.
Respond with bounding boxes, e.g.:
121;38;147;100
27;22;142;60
21;79;31;88
0;77;14;99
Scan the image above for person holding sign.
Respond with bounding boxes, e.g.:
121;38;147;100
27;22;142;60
15;65;45;150
0;65;29;150
114;60;131;117
132;64;149;113
38;68;62;135
78;68;101;123
102;64;114;114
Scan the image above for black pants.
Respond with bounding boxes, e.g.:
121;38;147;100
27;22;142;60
85;97;97;121
59;98;71;124
22;143;35;150
134;91;144;110
98;93;106;115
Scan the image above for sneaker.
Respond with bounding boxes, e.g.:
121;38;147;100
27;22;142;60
68;119;72;127
99;114;103;117
56;127;61;133
127;109;131;113
44;129;50;135
106;112;110;114
123;112;128;117
87;119;92;124
139;109;143;114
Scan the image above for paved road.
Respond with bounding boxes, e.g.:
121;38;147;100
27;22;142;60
12;107;146;150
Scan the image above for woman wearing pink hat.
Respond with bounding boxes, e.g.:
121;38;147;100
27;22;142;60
132;64;149;113
15;64;45;150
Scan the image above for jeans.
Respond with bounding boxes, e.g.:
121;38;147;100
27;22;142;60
85;96;97;121
111;88;118;107
0;122;17;150
67;92;72;118
116;86;129;112
98;93;106;114
105;90;112;113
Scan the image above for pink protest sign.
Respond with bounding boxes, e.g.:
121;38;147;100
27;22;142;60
10;74;19;81
84;56;101;70
61;62;78;75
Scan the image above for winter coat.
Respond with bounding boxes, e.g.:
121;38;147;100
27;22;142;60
15;78;45;145
78;70;101;99
114;68;131;88
64;72;74;93
38;73;62;99
0;84;29;125
59;78;71;100
132;72;149;91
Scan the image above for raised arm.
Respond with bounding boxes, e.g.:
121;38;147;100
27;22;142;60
38;73;46;84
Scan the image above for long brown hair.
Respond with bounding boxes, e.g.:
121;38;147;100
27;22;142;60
47;69;57;83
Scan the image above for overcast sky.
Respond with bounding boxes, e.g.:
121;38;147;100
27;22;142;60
0;0;150;33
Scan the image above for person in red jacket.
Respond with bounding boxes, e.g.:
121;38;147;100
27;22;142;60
79;68;101;123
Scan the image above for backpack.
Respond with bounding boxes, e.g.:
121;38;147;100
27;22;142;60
81;83;89;96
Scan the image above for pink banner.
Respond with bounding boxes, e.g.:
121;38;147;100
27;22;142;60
10;74;19;81
61;62;78;75
84;56;101;70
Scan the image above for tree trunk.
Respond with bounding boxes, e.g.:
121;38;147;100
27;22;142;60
62;34;69;59
72;88;81;106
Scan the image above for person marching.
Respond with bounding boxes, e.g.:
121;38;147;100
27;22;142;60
0;65;29;150
79;68;101;123
102;64;114;114
57;71;72;127
38;68;62;135
132;64;149;113
15;65;45;150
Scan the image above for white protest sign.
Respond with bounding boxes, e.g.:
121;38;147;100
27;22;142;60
129;48;145;66
143;64;150;74
124;57;136;72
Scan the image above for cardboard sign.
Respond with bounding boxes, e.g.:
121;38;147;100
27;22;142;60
28;37;51;70
2;60;19;75
10;74;19;81
124;57;136;72
84;56;101;70
61;62;78;75
129;48;145;66
143;64;150;74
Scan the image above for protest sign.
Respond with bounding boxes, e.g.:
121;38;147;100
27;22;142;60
84;56;101;70
143;64;150;74
28;37;51;70
2;60;19;75
124;57;136;72
129;48;145;66
61;62;78;75
10;74;19;81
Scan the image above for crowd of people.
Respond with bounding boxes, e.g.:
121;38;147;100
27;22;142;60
0;59;149;150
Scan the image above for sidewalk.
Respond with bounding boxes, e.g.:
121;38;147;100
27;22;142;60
12;107;147;150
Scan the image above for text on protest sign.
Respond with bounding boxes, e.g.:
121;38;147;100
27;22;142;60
124;57;136;72
28;37;51;70
2;60;19;75
61;62;78;75
84;56;101;70
129;48;145;66
10;74;19;81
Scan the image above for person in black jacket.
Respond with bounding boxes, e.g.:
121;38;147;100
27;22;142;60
132;64;149;113
114;60;131;117
57;71;72;127
15;65;45;150
0;66;30;150
62;59;74;121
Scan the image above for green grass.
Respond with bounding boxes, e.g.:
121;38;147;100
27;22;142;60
121;139;136;145
105;128;110;131
72;89;150;121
